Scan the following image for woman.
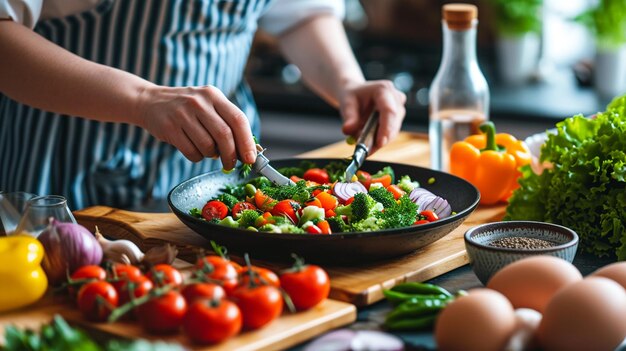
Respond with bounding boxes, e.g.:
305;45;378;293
0;0;406;209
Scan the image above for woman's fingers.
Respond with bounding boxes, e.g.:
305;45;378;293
373;82;406;152
209;88;257;165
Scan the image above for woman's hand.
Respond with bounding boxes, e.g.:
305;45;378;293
338;80;406;154
134;85;257;170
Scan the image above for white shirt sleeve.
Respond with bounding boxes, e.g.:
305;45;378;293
0;0;43;28
258;0;345;36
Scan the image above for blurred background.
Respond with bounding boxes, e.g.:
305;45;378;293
249;0;625;158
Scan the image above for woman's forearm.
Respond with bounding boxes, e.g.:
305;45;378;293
276;14;365;107
0;20;151;125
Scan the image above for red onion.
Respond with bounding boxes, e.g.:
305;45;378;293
409;188;452;219
304;329;404;351
38;219;103;285
333;181;368;203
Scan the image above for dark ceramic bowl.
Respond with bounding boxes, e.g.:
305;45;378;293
465;221;579;284
169;158;480;264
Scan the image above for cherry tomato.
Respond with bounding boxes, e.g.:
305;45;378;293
420;210;439;222
137;291;187;334
111;264;142;281
386;184;406;200
356;170;372;189
371;174;392;188
183;299;242;344
182;283;226;304
238;266;280;287
146;264;183;288
77;281;118;322
201;200;228;221
270;200;300;224
231;201;256;218
280;263;330;311
69;265;107;296
303;168;330;184
304;197;322;208
195;256;239;294
414;219;429;225
231;285;283;330
315;192;338;211
116;275;153;305
305;224;323;234
345;197;355;205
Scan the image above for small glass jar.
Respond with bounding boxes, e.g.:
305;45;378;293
14;195;76;237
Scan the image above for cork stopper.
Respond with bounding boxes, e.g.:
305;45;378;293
443;3;478;30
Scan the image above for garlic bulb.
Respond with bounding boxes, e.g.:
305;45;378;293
95;226;144;264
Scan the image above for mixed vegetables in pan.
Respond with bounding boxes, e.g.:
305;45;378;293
190;161;452;234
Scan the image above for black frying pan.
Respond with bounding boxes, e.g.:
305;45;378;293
168;159;480;264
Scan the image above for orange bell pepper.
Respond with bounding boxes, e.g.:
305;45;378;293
450;122;531;205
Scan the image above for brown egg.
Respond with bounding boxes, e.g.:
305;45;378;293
486;256;582;313
538;277;626;351
435;289;517;351
591;262;626;290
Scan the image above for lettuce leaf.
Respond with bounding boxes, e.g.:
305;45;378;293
505;95;626;260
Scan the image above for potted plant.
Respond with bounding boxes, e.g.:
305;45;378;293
576;0;626;100
487;0;543;85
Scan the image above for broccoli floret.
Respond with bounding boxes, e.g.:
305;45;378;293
376;194;418;229
335;192;383;222
238;209;261;228
222;183;247;199
398;175;419;193
298;206;325;226
214;193;239;209
371;166;395;183
291;189;310;203
258;223;281;233
350;217;386;232
189;208;203;219
218;216;239;228
327;216;350;233
278;223;305;234
263;180;308;201
368;187;397;208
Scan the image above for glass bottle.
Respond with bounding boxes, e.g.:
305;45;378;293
429;3;489;172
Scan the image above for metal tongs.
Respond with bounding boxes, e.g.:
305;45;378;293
252;144;295;186
344;110;380;181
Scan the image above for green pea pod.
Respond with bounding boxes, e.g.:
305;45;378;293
391;282;452;297
385;298;449;322
384;314;438;331
382;290;449;305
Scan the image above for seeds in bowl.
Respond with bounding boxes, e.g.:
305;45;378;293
489;237;556;250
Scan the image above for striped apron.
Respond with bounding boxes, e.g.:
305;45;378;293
0;0;271;210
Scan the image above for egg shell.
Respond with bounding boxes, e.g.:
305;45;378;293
591;262;626;290
538;277;626;351
486;256;582;313
435;289;517;351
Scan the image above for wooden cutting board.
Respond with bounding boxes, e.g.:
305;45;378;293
74;133;507;306
0;294;356;351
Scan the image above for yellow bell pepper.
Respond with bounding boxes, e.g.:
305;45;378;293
0;235;48;312
450;121;531;205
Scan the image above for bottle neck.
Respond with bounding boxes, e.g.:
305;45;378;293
440;20;478;66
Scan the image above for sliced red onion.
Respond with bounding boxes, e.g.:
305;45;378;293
423;196;452;219
409;188;452;219
333;181;368;203
304;329;404;351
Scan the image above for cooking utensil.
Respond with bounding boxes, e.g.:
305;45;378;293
344;111;379;181
252;146;295;186
168;158;479;264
